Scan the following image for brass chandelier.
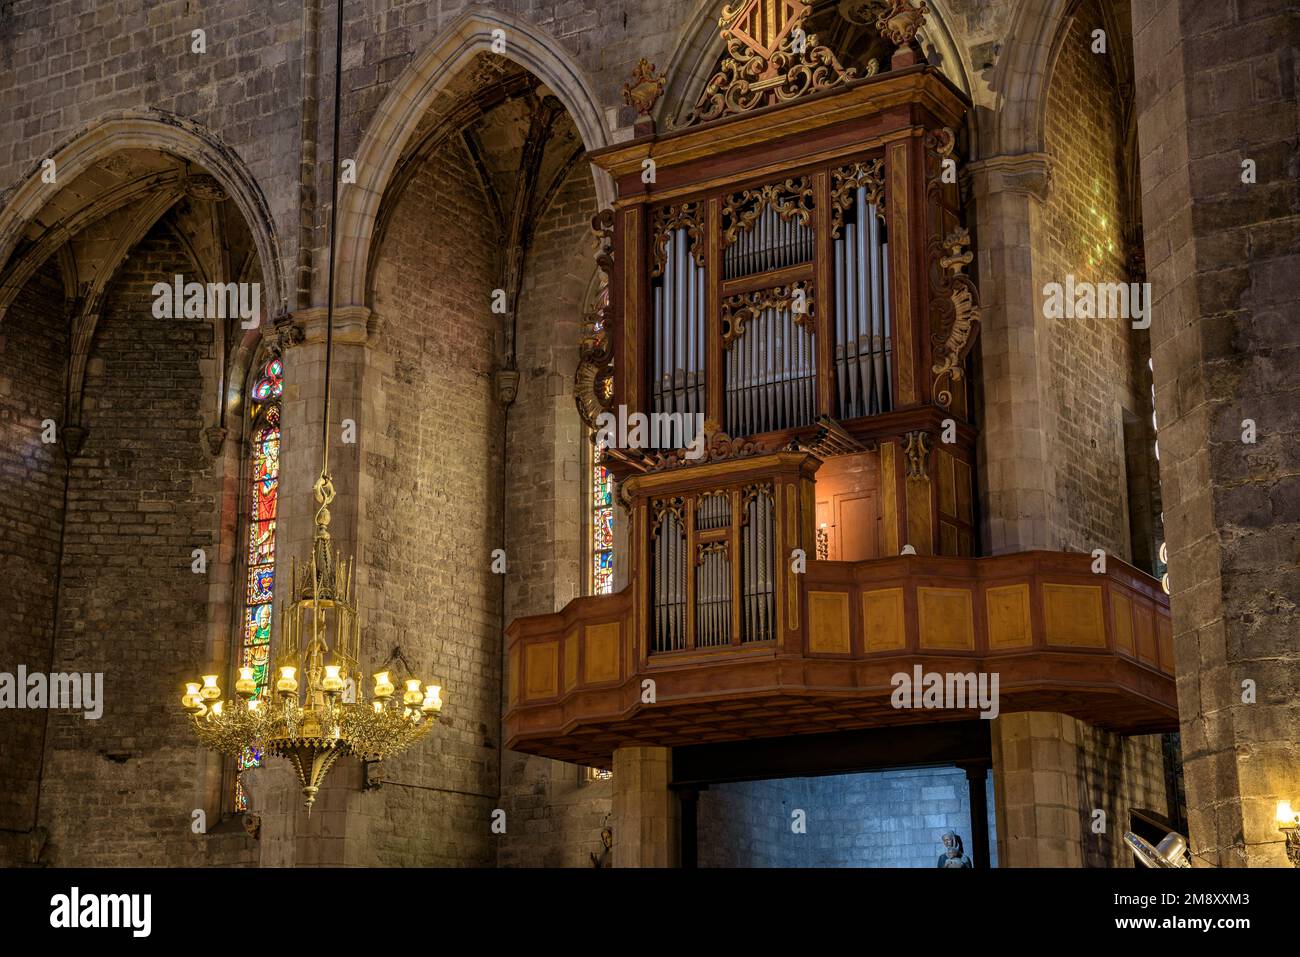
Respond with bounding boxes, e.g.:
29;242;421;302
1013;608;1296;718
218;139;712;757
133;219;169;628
181;0;443;813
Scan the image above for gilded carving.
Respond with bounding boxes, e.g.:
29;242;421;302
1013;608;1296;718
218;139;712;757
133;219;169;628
928;226;981;409
829;159;886;238
621;59;666;117
722;177;815;246
875;0;929;48
651;202;705;277
574;296;614;430
721;281;815;347
682;0;858;127
644;430;768;472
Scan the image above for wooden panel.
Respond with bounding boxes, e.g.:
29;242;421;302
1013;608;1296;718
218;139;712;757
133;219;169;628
1042;584;1106;648
986;583;1032;649
888;140;915;404
939;520;957;556
808;591;851;654
622;207;641;410
508;646;520;705
1156;615;1174;674
938;450;957;515
954;458;972;524
837;492;879;561
862;587;906;652
1111;591;1134;656
584;622;622;684
918;586;974;650
786;483;800;631
523;641;559;700
906;475;933;554
880;442;899;555
564;627;579;691
1134;600;1157;665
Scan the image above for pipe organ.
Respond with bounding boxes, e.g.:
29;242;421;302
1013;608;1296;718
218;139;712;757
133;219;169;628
582;0;982;657
503;0;1177;765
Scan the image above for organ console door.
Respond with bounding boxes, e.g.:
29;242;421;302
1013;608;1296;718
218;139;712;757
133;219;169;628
507;1;1178;763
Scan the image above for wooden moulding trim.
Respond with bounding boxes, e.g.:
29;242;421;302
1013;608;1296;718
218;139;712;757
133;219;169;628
621;450;821;497
588;67;969;180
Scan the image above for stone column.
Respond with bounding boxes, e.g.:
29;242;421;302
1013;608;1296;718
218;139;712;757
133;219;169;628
990;712;1085;867
1129;0;1300;867
612;746;679;868
967;154;1055;554
251;306;372;867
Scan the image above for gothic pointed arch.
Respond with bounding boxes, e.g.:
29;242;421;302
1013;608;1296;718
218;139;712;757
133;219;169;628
334;5;612;311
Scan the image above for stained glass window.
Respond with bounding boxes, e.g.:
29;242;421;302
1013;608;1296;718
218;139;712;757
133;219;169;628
591;441;614;595
235;357;282;812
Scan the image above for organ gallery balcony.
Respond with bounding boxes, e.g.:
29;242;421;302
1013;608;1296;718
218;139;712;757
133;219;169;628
527;11;1178;767
505;451;1176;766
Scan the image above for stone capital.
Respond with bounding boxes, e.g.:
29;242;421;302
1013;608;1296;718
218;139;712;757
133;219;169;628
285;305;371;347
968;153;1053;203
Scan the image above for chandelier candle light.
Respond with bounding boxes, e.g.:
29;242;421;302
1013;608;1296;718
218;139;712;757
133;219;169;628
180;0;443;813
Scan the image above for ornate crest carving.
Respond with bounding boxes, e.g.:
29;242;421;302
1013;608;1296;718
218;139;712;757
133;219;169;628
928;226;981;409
902;429;931;480
722;177;815;245
682;0;858;127
651;202;705;277
875;0;929;48
721;281;815;347
622;58;666;117
830;159;885;238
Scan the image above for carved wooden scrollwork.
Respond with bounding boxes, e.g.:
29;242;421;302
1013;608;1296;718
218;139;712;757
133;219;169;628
829;159;886;238
652;496;687;532
722;177;815;246
903;429;931;480
574;297;614;431
644;430;768;472
591;208;615;280
721;281;816;347
924;127;956;201
681;0;858;127
696;540;730;564
651;202;705;278
928;226;981;409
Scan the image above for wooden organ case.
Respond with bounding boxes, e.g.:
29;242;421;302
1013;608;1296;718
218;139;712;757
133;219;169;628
507;0;1177;765
591;1;980;652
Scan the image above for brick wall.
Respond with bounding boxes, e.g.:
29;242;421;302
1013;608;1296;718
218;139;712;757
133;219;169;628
497;156;614;867
361;137;503;866
31;223;258;865
1042;0;1143;558
0;264;67;852
698;768;999;868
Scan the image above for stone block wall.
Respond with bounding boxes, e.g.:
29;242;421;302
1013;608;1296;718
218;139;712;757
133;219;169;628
360;136;504;866
1042;0;1146;559
697;767;998;868
0;264;68;853
31;224;248;866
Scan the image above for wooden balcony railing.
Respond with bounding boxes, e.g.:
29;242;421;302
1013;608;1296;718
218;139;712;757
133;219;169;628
505;549;1176;766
